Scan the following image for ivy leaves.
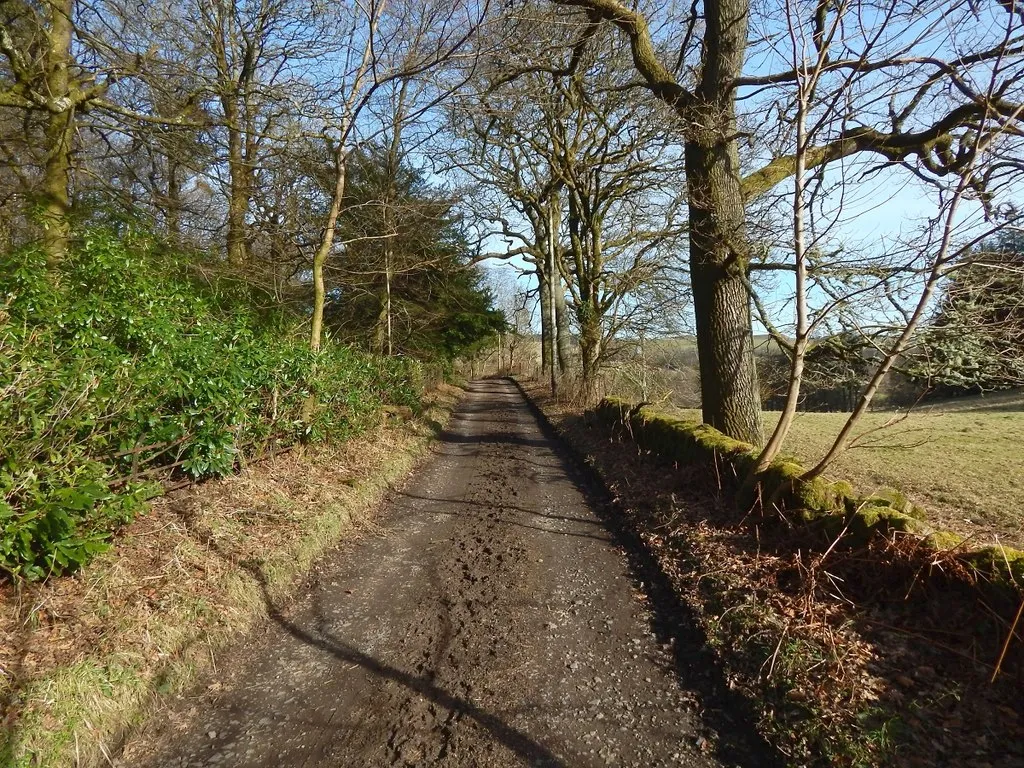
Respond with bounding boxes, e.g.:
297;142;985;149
0;230;422;580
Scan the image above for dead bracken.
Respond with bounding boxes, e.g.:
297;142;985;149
526;380;1024;767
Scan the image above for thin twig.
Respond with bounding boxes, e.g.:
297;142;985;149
764;623;791;680
990;596;1024;683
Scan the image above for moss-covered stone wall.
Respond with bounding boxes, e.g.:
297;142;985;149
594;398;1024;591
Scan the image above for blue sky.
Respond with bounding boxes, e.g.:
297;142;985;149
462;0;1023;337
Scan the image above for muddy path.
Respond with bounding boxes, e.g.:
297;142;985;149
119;379;774;768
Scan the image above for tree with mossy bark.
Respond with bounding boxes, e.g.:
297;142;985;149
544;0;1024;444
1;0;97;266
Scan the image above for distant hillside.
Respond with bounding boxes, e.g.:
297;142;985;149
920;387;1024;413
646;334;788;366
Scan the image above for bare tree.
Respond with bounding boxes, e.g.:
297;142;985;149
488;267;532;370
184;0;325;265
449;23;687;400
545;67;687;399
733;0;1024;477
542;0;1024;444
306;0;488;353
450;95;565;383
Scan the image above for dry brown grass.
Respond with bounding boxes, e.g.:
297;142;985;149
0;387;460;768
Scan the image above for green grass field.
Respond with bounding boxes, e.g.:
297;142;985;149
679;390;1024;550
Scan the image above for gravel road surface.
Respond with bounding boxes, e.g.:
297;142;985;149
121;379;772;768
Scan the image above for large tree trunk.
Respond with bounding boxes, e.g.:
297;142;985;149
223;96;248;266
578;313;601;404
554;276;570;374
37;0;74;267
550;0;764;444
685;189;763;444
684;0;764;445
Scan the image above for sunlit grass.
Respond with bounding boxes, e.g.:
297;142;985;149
678;390;1024;548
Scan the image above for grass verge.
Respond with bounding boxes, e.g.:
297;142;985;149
0;384;462;768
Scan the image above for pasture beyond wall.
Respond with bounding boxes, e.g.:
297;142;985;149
593;398;1024;594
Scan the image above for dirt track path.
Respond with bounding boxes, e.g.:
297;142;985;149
121;379;770;768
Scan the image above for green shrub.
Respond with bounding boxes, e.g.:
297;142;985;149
0;230;421;579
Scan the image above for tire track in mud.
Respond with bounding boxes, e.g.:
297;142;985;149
386;462;531;766
119;379;771;768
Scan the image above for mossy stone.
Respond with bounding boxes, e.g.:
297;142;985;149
832;480;856;500
925;531;964;551
964;546;1024;587
586;398;1024;594
848;506;929;543
860;488;914;515
795;477;848;515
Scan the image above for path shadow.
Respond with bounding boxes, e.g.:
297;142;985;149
268;596;568;767
395;490;612;543
509;378;783;768
123;376;776;768
436;429;552;450
148;506;568;768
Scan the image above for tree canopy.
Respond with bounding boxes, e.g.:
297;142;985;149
1;0;1022;457
910;231;1024;393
